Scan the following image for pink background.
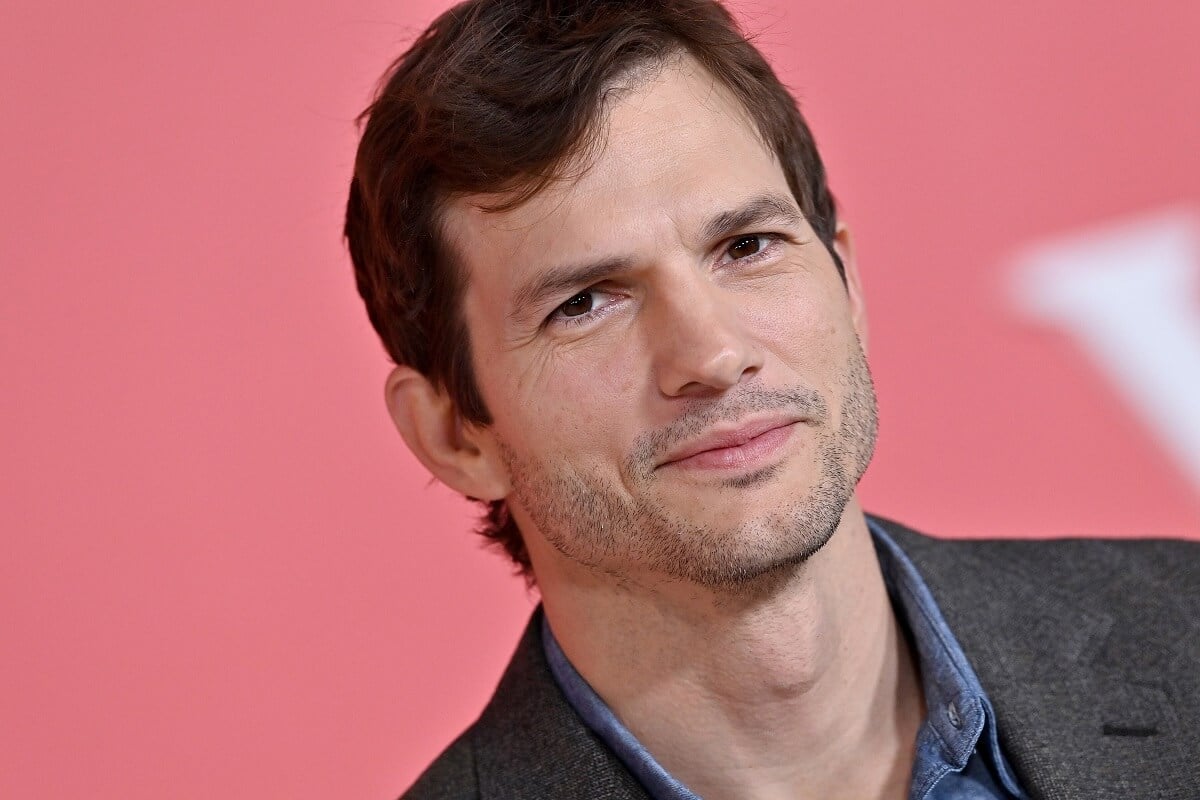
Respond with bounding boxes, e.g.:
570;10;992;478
4;1;1198;797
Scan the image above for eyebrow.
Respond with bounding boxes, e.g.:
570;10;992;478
509;191;804;322
509;255;636;324
701;191;803;243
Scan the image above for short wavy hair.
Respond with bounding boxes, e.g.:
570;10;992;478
345;0;840;578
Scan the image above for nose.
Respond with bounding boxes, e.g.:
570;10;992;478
649;270;763;398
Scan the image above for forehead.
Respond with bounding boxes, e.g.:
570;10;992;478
443;55;791;299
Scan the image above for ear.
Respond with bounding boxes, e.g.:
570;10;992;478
833;222;869;352
384;366;509;501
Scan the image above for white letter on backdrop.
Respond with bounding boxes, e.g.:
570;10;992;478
1011;209;1200;491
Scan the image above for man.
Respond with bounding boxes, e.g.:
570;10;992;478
345;1;1200;798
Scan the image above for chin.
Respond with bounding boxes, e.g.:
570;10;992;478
644;488;850;590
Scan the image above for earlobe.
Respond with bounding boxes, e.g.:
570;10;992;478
384;366;509;501
833;223;869;352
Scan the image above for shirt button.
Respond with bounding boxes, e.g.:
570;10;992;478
947;701;963;729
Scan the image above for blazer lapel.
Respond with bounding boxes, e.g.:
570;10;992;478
878;516;1198;800
471;610;651;800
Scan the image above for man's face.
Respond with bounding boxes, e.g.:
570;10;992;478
445;56;877;588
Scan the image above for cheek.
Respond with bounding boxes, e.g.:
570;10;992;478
745;279;851;375
558;344;641;415
489;342;639;462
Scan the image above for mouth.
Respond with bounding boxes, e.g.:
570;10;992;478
657;417;803;473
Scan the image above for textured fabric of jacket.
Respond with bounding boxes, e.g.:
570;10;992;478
402;516;1200;800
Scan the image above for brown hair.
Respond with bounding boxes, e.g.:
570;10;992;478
345;0;840;577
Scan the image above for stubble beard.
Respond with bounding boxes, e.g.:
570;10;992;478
501;337;879;590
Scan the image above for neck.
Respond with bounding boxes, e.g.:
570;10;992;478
536;500;925;800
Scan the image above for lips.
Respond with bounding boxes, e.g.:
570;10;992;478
658;416;802;471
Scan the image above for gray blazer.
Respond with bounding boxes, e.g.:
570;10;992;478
403;516;1200;800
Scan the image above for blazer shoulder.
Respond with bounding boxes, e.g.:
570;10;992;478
870;513;1200;610
400;730;479;800
871;512;1199;565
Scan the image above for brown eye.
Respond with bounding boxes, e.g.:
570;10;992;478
727;235;763;260
560;292;594;317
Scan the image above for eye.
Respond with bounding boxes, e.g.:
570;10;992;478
546;287;622;328
559;291;594;317
726;234;766;260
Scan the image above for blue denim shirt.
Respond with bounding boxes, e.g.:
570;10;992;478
542;519;1029;799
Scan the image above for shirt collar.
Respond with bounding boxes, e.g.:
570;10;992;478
868;518;1025;797
541;612;696;798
